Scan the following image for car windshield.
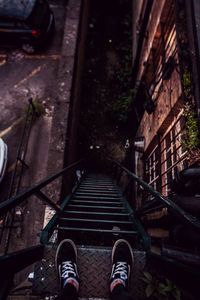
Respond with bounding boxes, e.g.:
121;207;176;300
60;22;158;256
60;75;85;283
27;0;48;27
0;0;36;19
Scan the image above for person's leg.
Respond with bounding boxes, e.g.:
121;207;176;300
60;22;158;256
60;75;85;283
110;239;135;300
55;239;80;300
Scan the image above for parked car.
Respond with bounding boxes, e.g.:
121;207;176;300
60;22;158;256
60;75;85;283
0;0;55;54
0;138;8;183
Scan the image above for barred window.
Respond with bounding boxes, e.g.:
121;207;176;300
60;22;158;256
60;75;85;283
145;115;187;197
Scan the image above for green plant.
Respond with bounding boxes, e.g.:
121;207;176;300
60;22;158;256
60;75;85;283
143;272;181;300
182;103;200;151
112;89;135;122
31;99;46;116
182;70;192;98
25;98;46;121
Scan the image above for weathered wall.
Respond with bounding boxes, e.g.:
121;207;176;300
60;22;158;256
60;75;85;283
134;0;182;152
47;0;91;201
137;70;182;151
132;0;146;64
136;0;165;81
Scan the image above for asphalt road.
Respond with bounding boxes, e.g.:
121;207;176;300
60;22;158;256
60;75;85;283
0;0;66;202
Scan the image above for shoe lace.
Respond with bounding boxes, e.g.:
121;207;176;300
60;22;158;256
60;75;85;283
61;261;77;279
112;262;128;281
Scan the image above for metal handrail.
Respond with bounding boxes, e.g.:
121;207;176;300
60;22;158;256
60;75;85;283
0;159;84;217
110;159;200;231
0;99;39;252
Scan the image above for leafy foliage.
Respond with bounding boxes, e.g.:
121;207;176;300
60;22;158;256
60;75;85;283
182;103;200;151
143;272;181;300
106;13;134;125
182;71;192;98
111;89;135;122
25;98;46;122
31;99;46;116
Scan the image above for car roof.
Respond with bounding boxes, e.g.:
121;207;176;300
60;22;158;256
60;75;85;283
0;0;37;20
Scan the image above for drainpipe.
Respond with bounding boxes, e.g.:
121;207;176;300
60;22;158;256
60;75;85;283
132;0;154;85
184;0;200;124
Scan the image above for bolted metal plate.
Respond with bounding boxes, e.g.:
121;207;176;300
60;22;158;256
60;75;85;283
33;244;146;299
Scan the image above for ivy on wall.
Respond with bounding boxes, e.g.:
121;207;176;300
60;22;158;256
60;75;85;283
182;103;200;152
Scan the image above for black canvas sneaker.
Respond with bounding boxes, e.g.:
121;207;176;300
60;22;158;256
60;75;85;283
55;239;80;292
110;239;134;292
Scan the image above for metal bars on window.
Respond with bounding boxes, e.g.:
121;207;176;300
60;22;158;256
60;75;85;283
145;115;187;197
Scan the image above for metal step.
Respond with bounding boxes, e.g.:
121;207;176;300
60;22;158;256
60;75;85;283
62;210;131;221
70;200;123;206
73;195;121;200
75;192;120;197
80;183;116;187
77;188;118;194
58;226;137;235
84;180;114;183
67;204;126;212
33;245;146;298
59;217;134;230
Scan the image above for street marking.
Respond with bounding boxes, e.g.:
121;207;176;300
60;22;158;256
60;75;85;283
24;54;61;60
0;53;61;61
0;117;24;138
14;64;46;88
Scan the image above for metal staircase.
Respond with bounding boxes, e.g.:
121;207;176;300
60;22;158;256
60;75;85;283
0;158;200;299
57;173;139;246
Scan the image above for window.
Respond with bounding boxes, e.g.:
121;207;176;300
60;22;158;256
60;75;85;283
145;115;187;197
145;145;160;192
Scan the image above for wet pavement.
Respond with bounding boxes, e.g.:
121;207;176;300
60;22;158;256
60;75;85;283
0;0;67;202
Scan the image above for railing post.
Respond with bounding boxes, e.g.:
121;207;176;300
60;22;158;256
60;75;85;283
0;245;44;299
35;191;61;213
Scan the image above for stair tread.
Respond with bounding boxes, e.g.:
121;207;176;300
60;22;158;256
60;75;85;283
78;186;118;189
59;217;133;224
67;204;125;210
71;200;123;205
80;183;116;186
58;226;137;234
33;245;146;298
75;192;120;196
64;210;129;215
73;195;121;199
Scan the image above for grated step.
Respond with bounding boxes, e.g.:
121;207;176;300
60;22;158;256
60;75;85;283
62;210;131;221
67;204;126;212
70;200;123;206
58;226;138;235
59;217;135;230
80;183;116;187
77;186;119;194
73;195;121;200
33;245;146;298
75;192;120;197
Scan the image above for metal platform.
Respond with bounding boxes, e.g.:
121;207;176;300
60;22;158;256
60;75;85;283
33;244;146;299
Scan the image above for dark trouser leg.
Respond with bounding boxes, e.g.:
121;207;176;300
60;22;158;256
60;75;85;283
58;284;78;300
111;284;135;300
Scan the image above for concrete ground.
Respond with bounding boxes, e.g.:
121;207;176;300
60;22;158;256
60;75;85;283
0;0;67;251
0;0;66;203
0;0;83;291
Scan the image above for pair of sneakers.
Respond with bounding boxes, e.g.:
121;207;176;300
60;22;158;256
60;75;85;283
55;239;134;294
